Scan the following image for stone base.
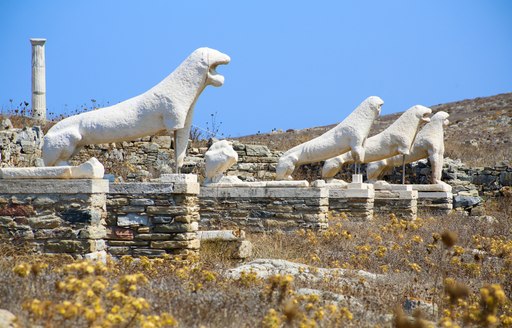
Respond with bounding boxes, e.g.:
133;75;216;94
373;184;418;220
198;230;252;259
417;191;453;214
328;185;374;221
373;182;452;215
107;180;200;258
0;179;108;257
199;185;328;232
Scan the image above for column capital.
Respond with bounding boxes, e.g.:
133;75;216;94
30;38;46;46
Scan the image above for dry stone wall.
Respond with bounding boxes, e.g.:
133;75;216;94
106;180;200;258
0;124;43;167
374;189;418;220
199;186;328;232
1;122;510;197
328;188;374;221
0;179;108;257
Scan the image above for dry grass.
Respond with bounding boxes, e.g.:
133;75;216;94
1;198;511;327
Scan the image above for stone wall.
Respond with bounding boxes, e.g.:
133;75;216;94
0;179;108;257
384;158;512;196
328;187;375;221
199;185;328;232
1;122;510;195
374;188;418;220
0;124;42;167
106;177;200;258
417;191;453;214
227;143;280;181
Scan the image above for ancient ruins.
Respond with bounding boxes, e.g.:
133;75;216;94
1;43;505;259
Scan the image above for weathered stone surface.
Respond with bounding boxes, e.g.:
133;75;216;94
0;204;35;216
226;259;382;281
109;240;149;247
61;209;94;224
79;225;107;239
46;240;93;253
0;158;104;179
171;232;197;241
0;179;108;194
151;216;175;224
107;198;129;206
106;180;200;258
453;195;482;208
130;198;154;206
117;214;149;227
132;248;166;257
0;309;17;328
27;215;62;229
245;145;272;157
151;239;200;249
153;222;198;233
108;246;131;255
135;233;173;240
146;206;187;216
106;227;134;240
200;186;329;232
472;174;497;186
32;196;59;205
500;171;512;186
110;183;174;194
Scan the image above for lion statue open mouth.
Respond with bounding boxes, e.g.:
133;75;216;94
321;105;432;179
42;47;230;172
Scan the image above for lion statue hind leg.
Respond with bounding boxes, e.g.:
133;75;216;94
42;129;83;167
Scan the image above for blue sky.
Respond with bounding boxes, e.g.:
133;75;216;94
1;1;511;137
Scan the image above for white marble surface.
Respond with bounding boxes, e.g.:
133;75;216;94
366;111;449;185
322;105;432;178
42;47;230;173
204;140;238;184
31;38;46;122
0;157;104;179
276;96;383;180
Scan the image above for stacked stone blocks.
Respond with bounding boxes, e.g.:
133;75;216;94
373;186;418;220
106;176;200;257
328;185;375;221
0;179;108;256
199;186;328;232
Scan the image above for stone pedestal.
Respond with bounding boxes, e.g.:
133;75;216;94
373;184;418;220
0;179;108;257
199;182;328;232
106;174;200;257
413;184;453;214
30;38;46;123
328;182;374;221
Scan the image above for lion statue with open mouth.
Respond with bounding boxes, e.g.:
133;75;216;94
42;47;230;173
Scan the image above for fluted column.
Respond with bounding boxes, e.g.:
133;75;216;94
30;38;46;123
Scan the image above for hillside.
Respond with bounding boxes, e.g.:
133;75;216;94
236;93;512;167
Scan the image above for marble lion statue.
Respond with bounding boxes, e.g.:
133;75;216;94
275;96;384;180
204;140;239;184
321;105;432;180
366;111;450;184
42;47;230;172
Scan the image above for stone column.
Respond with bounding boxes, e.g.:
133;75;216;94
30;38;47;123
